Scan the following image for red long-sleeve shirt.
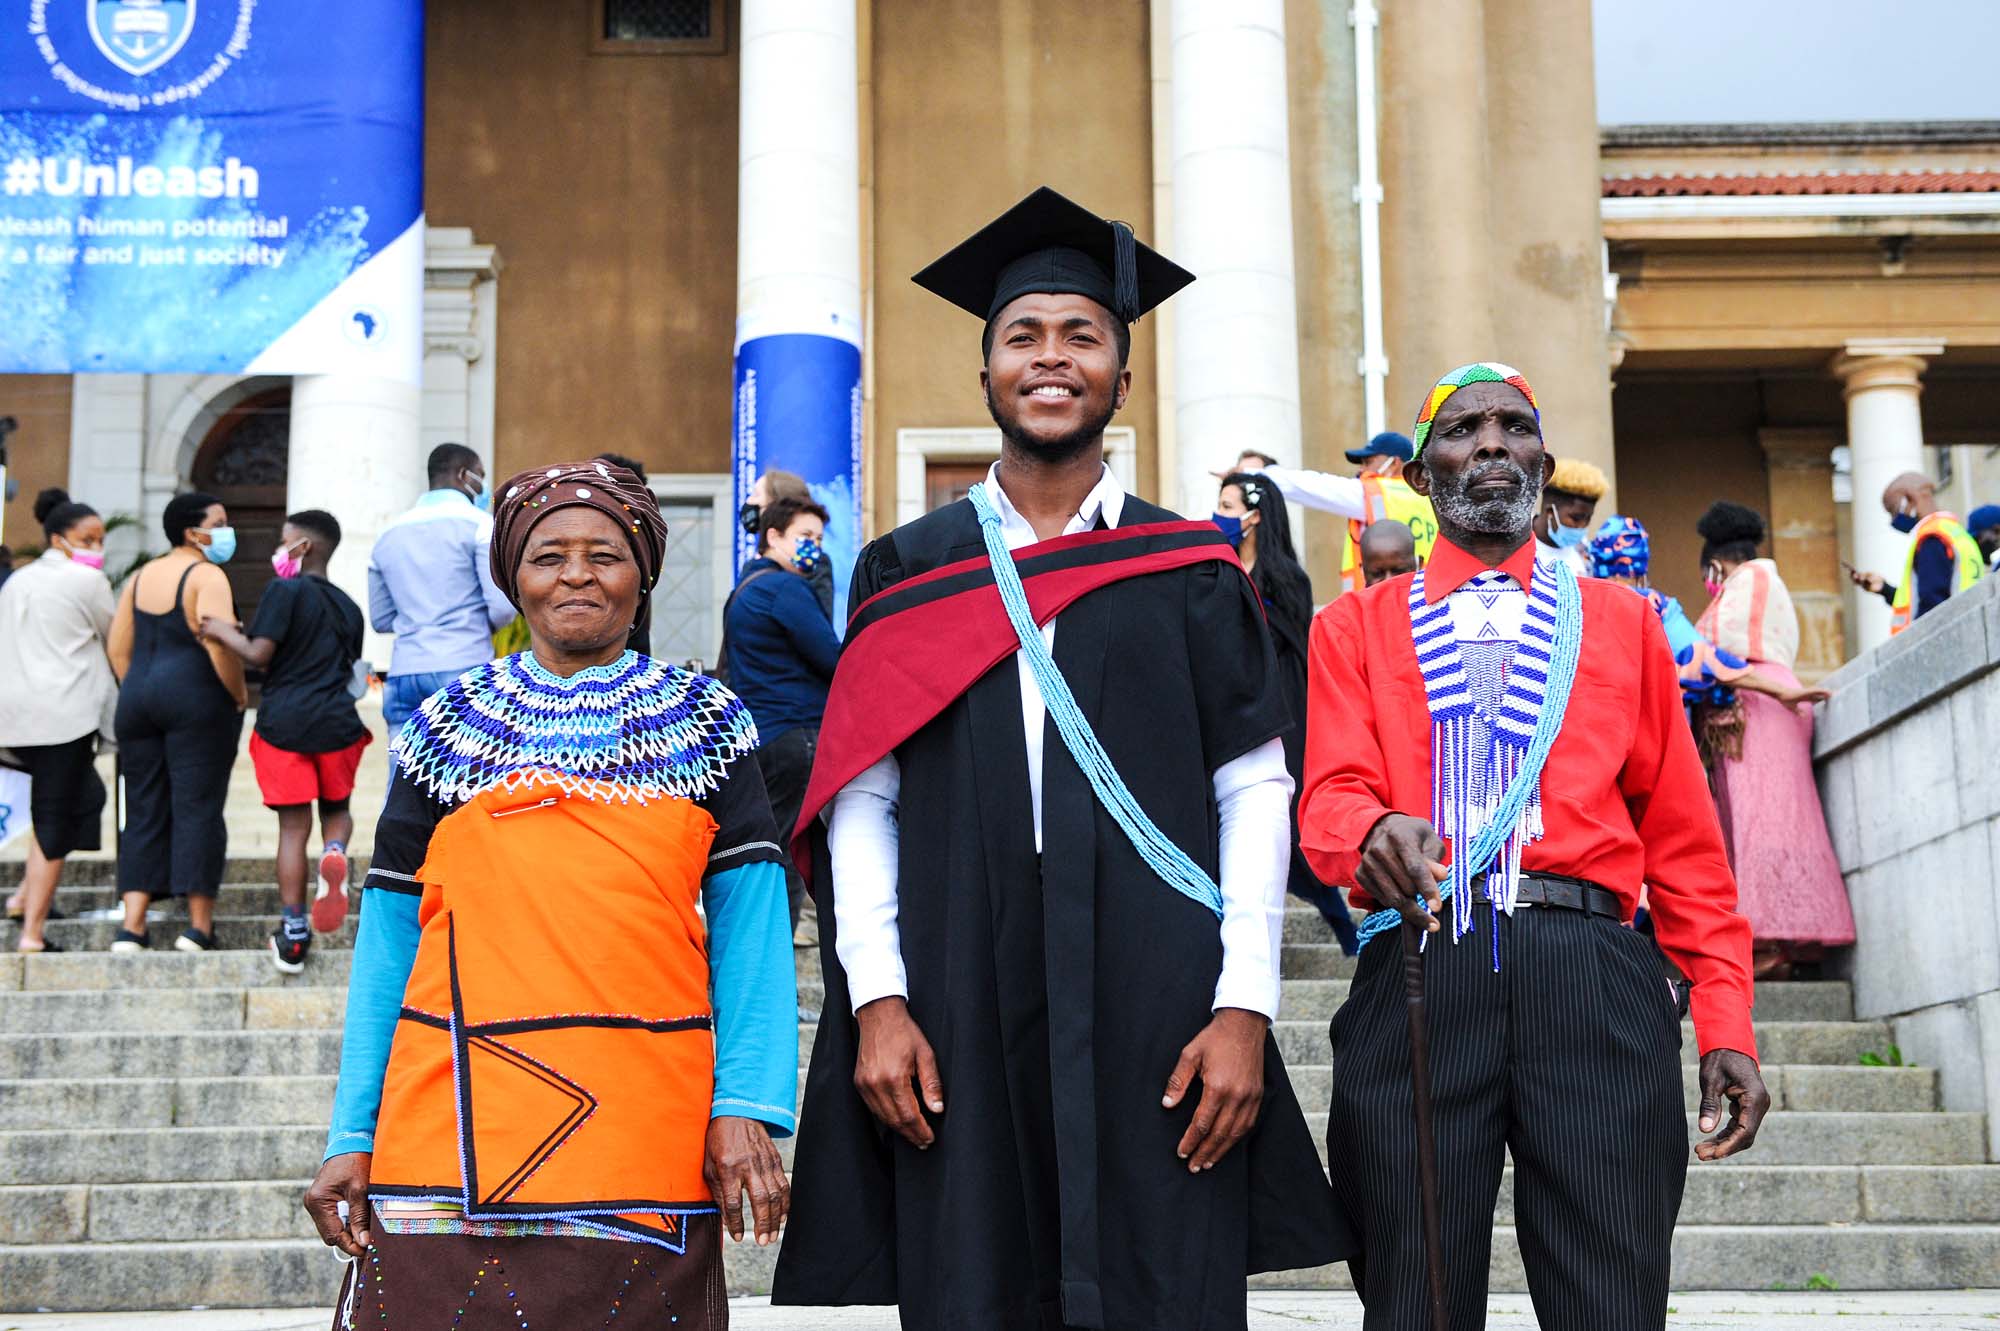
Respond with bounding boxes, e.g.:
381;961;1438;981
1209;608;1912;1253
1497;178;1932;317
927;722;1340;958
1301;537;1757;1060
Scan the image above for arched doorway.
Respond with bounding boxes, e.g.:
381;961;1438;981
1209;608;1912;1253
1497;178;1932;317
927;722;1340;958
190;386;291;629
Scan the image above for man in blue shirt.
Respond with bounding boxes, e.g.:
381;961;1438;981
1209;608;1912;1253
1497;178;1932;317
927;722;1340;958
367;443;516;731
724;495;840;932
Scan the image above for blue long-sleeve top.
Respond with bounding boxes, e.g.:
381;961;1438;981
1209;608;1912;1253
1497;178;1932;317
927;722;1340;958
366;489;518;677
723;558;841;741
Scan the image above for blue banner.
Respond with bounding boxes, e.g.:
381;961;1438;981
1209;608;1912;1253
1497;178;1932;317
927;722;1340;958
0;1;425;383
732;331;864;625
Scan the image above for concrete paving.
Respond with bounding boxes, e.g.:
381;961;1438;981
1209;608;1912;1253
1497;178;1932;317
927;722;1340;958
4;1293;1999;1329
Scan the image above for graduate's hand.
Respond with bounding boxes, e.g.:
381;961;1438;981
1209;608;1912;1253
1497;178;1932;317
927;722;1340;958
1357;814;1448;932
854;996;944;1149
704;1115;791;1245
1163;1007;1268;1173
303;1151;373;1258
1693;1049;1770;1161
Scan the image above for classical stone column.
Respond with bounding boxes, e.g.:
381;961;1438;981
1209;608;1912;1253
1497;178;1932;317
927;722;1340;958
1169;0;1303;516
732;1;864;618
1483;0;1618;504
1378;0;1493;429
286;374;424;669
1831;340;1942;653
1758;428;1846;680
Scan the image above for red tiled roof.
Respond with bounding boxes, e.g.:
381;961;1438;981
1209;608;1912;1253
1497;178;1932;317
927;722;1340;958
1602;171;2000;198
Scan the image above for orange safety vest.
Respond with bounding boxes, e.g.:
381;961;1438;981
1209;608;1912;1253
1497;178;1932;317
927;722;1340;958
1340;474;1440;593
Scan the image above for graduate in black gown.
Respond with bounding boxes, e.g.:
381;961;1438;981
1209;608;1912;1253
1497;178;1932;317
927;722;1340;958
772;188;1348;1331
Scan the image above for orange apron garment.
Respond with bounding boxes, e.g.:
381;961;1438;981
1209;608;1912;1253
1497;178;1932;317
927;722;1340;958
372;773;721;1229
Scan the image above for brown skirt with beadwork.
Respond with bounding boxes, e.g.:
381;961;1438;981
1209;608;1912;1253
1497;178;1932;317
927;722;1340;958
333;1207;728;1330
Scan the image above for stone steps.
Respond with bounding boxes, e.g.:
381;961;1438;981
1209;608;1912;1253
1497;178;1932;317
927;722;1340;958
0;856;1988;1311
1;914;359;953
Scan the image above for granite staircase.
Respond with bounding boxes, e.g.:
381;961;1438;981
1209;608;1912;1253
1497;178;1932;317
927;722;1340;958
2;858;1997;1312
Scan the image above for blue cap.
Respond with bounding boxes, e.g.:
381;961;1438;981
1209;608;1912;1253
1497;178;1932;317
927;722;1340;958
1344;431;1414;464
1969;504;2000;534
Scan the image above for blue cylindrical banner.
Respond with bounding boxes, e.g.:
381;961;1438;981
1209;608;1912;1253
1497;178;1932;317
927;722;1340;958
732;331;864;625
0;1;425;383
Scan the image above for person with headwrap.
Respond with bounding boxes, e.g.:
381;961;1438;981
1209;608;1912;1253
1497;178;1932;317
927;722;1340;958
305;461;797;1329
1533;454;1607;576
1300;362;1766;1330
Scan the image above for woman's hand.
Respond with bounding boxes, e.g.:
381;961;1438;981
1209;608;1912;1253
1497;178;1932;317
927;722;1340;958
704;1116;790;1246
304;1151;374;1258
1779;685;1832;710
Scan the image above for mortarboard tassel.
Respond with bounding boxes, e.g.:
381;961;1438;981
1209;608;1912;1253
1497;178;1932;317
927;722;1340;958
1110;220;1141;324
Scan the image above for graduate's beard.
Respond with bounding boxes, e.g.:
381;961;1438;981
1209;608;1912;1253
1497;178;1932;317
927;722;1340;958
1427;458;1541;535
985;383;1119;465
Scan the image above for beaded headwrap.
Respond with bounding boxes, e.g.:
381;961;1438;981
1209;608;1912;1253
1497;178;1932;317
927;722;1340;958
1410;361;1539;457
1589;514;1651;580
490;461;668;608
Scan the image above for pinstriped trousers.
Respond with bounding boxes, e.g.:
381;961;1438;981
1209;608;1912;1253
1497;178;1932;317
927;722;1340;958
1328;904;1687;1331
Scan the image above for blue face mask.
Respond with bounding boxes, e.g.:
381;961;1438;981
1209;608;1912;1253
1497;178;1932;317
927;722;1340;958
1211;512;1245;547
794;536;825;574
1546;506;1589;551
472;479;491;513
200;525;237;564
1889;511;1919;535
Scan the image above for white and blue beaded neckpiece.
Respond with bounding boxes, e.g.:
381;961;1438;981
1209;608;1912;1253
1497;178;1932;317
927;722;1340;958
393;651;758;805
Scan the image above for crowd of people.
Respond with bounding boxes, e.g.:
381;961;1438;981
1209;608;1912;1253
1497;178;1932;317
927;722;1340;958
3;183;1999;1330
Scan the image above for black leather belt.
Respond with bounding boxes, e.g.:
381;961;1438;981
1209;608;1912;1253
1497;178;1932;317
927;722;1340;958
1512;871;1623;920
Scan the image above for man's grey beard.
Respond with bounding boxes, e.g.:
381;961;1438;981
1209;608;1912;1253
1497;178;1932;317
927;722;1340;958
985;383;1117;464
1426;458;1541;534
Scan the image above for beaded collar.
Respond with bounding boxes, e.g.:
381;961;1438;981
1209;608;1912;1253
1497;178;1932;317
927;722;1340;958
393;652;757;805
1407;559;1562;942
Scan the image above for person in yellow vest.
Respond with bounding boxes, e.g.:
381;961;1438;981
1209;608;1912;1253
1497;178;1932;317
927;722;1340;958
1847;471;1987;634
1233;432;1438;593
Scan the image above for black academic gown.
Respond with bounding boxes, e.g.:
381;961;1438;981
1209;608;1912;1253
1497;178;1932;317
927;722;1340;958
773;496;1349;1330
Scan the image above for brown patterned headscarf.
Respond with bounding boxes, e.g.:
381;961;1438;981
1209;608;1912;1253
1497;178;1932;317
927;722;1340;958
489;461;668;608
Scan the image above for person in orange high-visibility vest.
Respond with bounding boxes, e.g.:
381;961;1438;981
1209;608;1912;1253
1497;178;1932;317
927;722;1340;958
1847;471;1987;634
1236;433;1439;593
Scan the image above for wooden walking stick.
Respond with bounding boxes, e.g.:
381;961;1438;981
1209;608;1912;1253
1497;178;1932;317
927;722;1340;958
1401;918;1449;1331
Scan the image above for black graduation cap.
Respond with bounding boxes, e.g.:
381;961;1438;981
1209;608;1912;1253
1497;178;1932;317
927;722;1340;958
911;186;1195;327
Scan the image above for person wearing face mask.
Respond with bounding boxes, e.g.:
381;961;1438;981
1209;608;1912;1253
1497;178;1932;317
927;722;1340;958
200;510;369;973
1531;455;1606;576
1228;432;1439;594
1692;500;1855;978
106;491;248;952
367;443;516;734
721;495;841;938
740;467;836;621
0;490;118;953
1214;473;1358;954
1845;472;1987;634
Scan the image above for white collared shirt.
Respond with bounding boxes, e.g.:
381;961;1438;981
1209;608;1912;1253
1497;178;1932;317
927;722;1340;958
828;462;1293;1019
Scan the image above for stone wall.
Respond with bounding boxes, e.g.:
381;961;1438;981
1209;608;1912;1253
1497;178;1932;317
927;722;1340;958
1814;569;2000;1158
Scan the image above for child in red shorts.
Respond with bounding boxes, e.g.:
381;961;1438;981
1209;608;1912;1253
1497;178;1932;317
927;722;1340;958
202;510;370;973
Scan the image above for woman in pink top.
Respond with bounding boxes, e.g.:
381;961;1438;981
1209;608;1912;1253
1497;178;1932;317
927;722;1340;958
1695;502;1855;975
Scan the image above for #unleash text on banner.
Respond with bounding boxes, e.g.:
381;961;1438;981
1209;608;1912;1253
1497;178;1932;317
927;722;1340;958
0;1;424;383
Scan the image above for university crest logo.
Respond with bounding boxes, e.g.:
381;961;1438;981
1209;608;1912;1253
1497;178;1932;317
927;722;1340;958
87;0;195;77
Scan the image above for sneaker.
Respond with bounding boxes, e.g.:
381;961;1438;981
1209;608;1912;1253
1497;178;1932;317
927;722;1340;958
174;927;219;953
311;842;351;934
270;915;311;975
110;928;150;954
16;939;64;954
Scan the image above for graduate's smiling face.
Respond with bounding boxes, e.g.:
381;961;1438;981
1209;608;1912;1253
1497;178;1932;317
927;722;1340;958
981;292;1131;463
1405;381;1554;542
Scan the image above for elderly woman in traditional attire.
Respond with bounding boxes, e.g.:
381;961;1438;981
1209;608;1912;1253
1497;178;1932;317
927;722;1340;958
1693;500;1855;976
305;462;796;1330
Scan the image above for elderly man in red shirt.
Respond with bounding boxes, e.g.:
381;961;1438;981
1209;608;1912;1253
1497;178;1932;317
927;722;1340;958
1301;361;1767;1331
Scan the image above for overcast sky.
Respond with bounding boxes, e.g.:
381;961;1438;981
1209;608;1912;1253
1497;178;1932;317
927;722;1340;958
1594;1;2000;125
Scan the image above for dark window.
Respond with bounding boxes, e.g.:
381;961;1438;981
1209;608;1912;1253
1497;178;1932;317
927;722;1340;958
597;0;724;53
